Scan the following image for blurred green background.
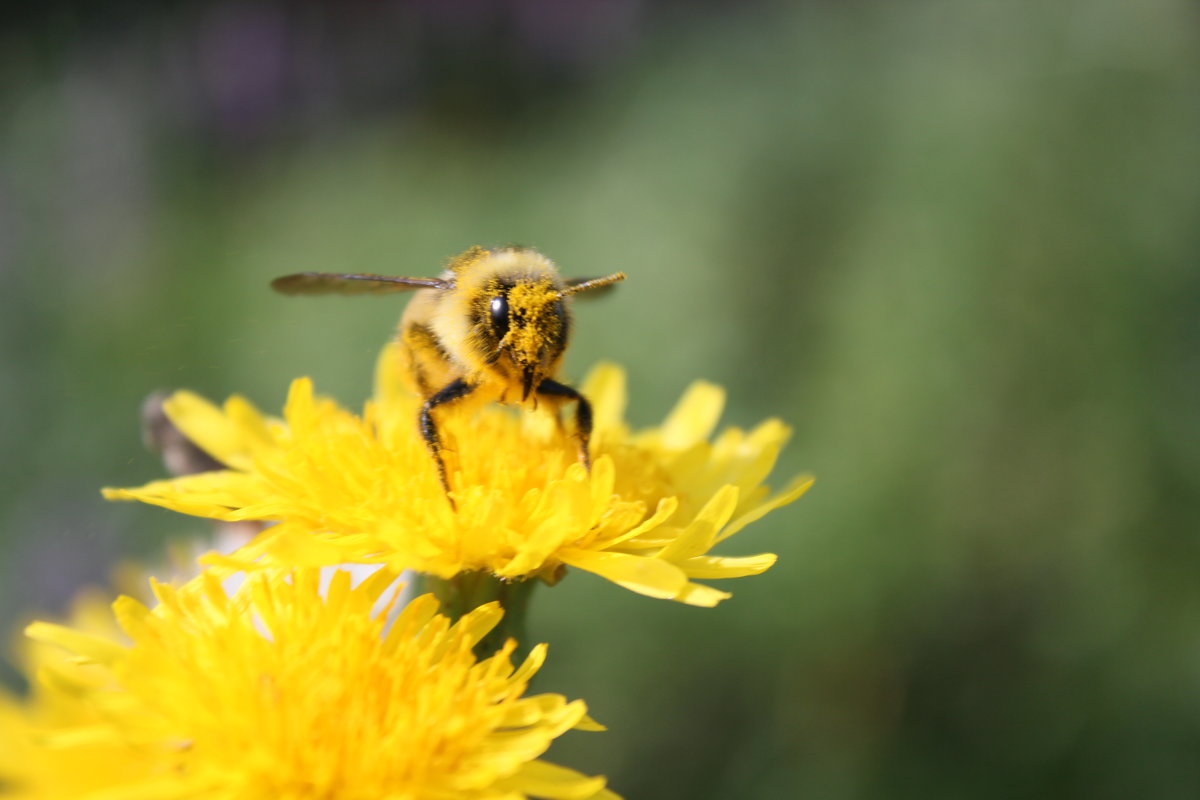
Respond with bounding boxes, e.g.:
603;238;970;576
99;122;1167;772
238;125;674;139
2;0;1199;796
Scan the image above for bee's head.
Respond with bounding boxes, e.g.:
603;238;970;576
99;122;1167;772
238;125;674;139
485;278;569;402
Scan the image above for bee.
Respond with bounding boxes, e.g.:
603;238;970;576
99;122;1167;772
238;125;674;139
271;246;625;506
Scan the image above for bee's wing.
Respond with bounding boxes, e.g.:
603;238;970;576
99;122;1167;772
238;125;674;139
564;273;626;298
271;273;448;296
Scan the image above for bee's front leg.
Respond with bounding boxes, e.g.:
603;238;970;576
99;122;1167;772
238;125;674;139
536;378;593;470
420;379;475;509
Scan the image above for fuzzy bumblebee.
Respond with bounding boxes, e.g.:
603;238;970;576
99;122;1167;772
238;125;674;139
272;246;625;505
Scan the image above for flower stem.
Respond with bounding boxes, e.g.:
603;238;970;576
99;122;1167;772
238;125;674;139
420;571;538;660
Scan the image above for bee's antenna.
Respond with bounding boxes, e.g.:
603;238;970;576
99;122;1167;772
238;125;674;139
562;272;627;296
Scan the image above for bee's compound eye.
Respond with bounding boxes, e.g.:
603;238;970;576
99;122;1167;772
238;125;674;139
490;295;510;340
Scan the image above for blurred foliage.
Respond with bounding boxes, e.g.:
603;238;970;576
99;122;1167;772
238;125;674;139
2;0;1199;798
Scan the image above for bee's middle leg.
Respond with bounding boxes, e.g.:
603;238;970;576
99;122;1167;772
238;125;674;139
420;378;475;507
536;379;593;470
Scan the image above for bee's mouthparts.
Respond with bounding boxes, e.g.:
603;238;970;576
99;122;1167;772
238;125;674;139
521;368;537;402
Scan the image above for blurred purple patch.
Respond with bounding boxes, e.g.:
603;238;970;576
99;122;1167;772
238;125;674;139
514;0;642;67
197;4;289;139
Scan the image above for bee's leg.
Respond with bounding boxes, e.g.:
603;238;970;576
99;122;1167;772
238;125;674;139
536;379;593;470
420;379;475;508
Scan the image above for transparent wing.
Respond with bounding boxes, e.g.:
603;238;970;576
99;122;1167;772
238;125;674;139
270;273;447;296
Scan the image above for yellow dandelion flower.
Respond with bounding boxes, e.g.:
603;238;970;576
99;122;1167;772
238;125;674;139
104;345;813;607
21;568;616;800
0;590;144;799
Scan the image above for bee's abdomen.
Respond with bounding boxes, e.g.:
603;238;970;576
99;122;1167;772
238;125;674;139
401;321;456;397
